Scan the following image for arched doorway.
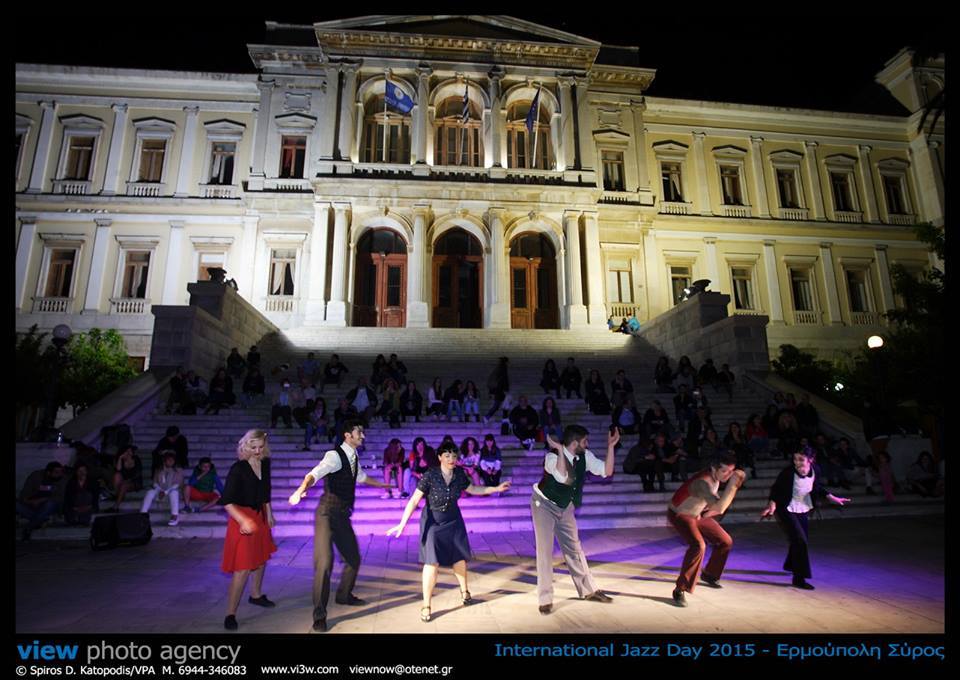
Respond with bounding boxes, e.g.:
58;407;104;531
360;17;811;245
432;228;483;328
354;228;407;327
509;233;559;329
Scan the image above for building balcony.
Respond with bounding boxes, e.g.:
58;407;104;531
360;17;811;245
887;213;917;226
51;179;92;195
608;302;641;319
794;310;820;325
780;207;809;221
32;297;73;313
722;204;752;218
265;295;297;313
599;190;641;206
199;183;239;199
659;201;693;215
110;297;151;315
126;181;165;197
834;210;863;224
263;178;313;192
850;311;880;326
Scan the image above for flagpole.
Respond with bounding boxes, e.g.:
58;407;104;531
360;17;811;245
531;83;542;170
383;75;390;163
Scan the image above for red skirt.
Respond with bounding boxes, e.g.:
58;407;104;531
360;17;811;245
221;506;277;573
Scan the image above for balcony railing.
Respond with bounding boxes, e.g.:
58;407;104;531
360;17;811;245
126;181;164;197
887;213;916;226
110;297;150;315
834;210;863;224
599;190;641;205
263;178;312;192
200;183;238;199
850;311;879;326
608;303;641;319
794;310;820;325
722;205;752;218
52;179;92;195
265;296;297;313
33;297;72;313
659;201;692;215
780;207;809;221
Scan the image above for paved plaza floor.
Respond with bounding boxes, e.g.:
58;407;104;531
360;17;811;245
16;515;943;635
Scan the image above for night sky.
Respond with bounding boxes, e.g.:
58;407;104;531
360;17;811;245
15;14;947;116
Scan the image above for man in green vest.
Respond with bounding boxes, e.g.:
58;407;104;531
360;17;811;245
533;424;620;614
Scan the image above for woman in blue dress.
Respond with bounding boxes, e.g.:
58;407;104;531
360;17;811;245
386;441;510;622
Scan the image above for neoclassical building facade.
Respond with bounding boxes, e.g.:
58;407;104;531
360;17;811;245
15;16;945;367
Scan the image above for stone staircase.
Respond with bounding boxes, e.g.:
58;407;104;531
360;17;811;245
28;327;944;539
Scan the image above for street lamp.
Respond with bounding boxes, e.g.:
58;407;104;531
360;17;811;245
41;324;72;430
867;335;884;349
682;279;711;301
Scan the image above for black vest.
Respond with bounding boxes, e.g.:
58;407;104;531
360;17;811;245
538;451;587;509
322;446;358;512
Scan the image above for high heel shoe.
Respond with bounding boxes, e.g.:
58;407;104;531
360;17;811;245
461;590;473;605
420;606;432;622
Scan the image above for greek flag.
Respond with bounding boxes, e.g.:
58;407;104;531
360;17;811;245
385;81;414;114
460;83;470;124
525;84;542;134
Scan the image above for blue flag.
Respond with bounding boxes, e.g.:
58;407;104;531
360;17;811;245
525;85;542;134
460;84;470;124
385;81;414;114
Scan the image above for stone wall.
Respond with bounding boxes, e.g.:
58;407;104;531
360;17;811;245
638;292;770;373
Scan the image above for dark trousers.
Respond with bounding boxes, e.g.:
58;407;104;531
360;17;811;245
312;498;361;621
638;459;664;489
16;499;61;530
776;510;811;580
667;508;733;593
271;405;292;426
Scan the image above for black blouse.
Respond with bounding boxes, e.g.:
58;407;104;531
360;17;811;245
417;467;470;513
219;458;272;510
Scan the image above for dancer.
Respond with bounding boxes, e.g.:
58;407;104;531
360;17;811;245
220;429;277;630
760;447;850;589
666;452;745;607
288;419;394;632
532;424;619;614
386;442;511;622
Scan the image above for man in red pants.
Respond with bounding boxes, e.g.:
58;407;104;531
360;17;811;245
666;452;745;607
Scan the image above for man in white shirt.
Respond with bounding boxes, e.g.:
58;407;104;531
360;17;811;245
288;419;393;632
532;424;620;614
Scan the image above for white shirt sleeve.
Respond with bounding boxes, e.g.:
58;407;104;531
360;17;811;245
543;452;569;483
308;450;343;481
356;464;368;484
583;449;609;477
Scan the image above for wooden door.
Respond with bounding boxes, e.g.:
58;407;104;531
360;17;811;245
433;255;483;328
510;257;537;329
354;254;406;327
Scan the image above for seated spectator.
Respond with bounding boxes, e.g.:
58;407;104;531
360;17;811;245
769;391;787;411
795;394;820;439
510;395;540;450
226;347;246;382
745;413;770;457
246;345;261;372
654;357;674;393
673;384;696;432
381;438;406;499
444;379;465;422
377;379;402;427
71;442;110;495
151;425;189;473
673;356;697;390
815;433;849;489
298;352;320;385
626;437;662;492
63;463;98;526
559;357;583;399
607;315;616;331
540;359;561;397
540;397;563;450
345;377;378;426
17;462;67;540
239;367;266;408
400;381;423;423
612;393;642;435
697;358;719;390
907;451;943;498
776;411;801;459
302;398;329;451
876;450;896;503
784;392;799;413
478;434;503;487
690;385;711;416
462;381;481;423
618;317;630;334
716;364;735;402
459;437;482;485
626;315;641;334
321;354;349;393
724;422;756;479
650;433;689;487
585;369;610;415
108;445;143;512
140;450;183;526
164;367;187;414
184;457;224;513
271;380;294;428
182;370;208;414
204;368;235;415
301;379;318;406
642;400;672;441
387;353;407;385
699;427;724;459
371;354;390;389
405;437;435;496
685;407;714;459
426;378;445;420
829;437;869;487
610;369;634;409
289;380;311;428
762;404;782;439
332;398;359;446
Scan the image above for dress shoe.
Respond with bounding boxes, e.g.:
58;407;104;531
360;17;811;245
248;595;276;607
584;590;613;603
335;594;366;606
672;588;688;607
701;574;722;588
223;615;238;630
792;578;815;590
312;618;327;632
538;603;552;614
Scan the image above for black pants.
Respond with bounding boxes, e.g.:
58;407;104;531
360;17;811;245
271;405;292;426
776;510;811;580
312;498;361;621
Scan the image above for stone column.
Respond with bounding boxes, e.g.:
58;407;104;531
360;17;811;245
101;104;129;195
27;101;57;193
908;137;945;226
82;219;112;313
319;69;339;161
15;215;38;312
691;131;712;216
407;204;431;327
558;77;576;172
762;240;784;325
488;69;505;172
161;220;185;304
874;244;895;316
803;141;826;220
749;136;770;217
337;64;360;162
574;77;596;172
249;80;275;189
818;242;843;325
305;202;331;325
582;211;606;327
630;100;650;190
856;144;879;222
703;237;721;291
487;208;510;328
642;228;663;317
412;66;432;166
239;215;259;301
564;210;588;327
326;202;351;326
174;106;200;197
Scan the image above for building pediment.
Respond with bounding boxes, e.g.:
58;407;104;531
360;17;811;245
712;144;748;158
58;114;105;129
652;140;689;155
769;149;804;162
274;113;317;130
